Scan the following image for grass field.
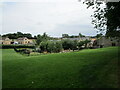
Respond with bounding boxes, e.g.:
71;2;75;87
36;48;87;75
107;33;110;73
2;47;119;88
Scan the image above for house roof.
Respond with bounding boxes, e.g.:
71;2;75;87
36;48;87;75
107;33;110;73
17;37;28;40
0;37;10;40
62;38;80;40
62;37;91;41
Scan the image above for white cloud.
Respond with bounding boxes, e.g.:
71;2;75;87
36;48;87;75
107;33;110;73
2;0;77;2
2;0;97;37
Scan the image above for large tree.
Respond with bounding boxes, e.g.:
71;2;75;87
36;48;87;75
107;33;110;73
82;0;120;37
36;32;51;45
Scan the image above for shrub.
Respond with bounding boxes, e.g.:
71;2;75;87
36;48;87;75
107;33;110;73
77;41;85;50
47;41;56;53
39;41;63;53
77;40;91;49
70;40;78;51
62;39;73;50
55;41;63;52
40;41;48;52
0;44;35;49
84;40;91;48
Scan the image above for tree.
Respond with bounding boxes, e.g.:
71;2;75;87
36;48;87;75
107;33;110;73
70;40;78;51
40;41;63;53
55;41;63;52
23;33;32;39
62;39;80;50
82;1;120;37
105;2;120;37
42;32;49;40
77;41;85;50
47;41;55;53
36;34;43;45
62;34;69;38
34;35;37;39
36;32;50;45
62;39;73;50
79;33;85;37
84;39;91;48
69;35;75;38
40;41;48;52
95;33;103;38
2;32;33;39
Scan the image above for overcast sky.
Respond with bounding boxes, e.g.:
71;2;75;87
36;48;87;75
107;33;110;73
0;0;99;37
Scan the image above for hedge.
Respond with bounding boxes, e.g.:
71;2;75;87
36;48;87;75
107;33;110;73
0;44;35;49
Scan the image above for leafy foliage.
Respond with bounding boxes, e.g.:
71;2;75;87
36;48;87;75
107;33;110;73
84;39;91;48
2;32;33;39
40;41;63;53
36;33;51;45
62;34;69;38
79;33;85;37
105;2;120;37
14;47;31;56
39;39;91;53
95;33;103;38
77;41;85;49
1;44;35;49
62;33;85;38
71;40;78;51
62;39;90;51
62;39;73;50
82;1;120;37
40;41;48;52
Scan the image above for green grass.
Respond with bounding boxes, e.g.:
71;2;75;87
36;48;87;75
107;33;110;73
2;47;119;88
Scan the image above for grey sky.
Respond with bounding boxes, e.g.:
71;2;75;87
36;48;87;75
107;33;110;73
1;0;99;37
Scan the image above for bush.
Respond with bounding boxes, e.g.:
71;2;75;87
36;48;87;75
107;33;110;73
62;39;73;50
62;39;78;51
77;41;85;50
77;40;91;49
14;47;31;56
55;41;63;52
40;41;48;52
70;40;78;51
0;44;35;49
84;40;91;48
47;41;56;53
39;41;63;53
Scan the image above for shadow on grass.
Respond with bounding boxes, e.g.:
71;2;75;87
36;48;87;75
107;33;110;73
74;59;118;88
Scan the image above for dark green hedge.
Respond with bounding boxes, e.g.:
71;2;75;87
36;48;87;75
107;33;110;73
0;44;35;49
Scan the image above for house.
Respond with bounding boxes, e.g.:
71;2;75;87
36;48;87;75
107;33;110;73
29;39;36;45
62;36;91;41
0;37;2;44
79;36;91;41
17;37;35;45
65;38;81;41
0;37;12;45
0;37;36;45
95;37;120;48
88;38;97;47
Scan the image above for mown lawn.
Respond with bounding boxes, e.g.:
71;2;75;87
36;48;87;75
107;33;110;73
2;47;119;88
